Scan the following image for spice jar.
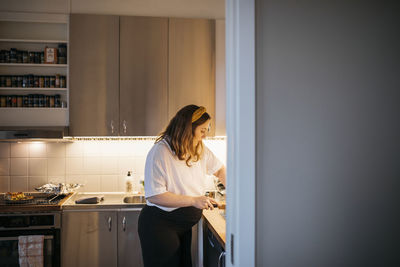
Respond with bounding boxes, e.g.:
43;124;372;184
54;94;61;107
5;76;12;87
55;74;60;88
49;95;55;107
50;76;55;88
0;76;5;87
0;96;6;107
17;96;23;107
29;52;35;63
44;76;50;88
23;96;29;107
60;76;66;88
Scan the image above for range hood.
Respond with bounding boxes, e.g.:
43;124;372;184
0;127;67;141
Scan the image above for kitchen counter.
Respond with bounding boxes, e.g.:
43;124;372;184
203;208;226;248
62;192;146;210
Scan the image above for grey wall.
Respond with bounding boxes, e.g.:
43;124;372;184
256;1;400;266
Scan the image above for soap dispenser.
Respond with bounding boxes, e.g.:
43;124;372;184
125;171;133;194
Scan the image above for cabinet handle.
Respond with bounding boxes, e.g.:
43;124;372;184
108;216;112;231
122;216;126;231
218;251;226;267
123;120;127;134
207;235;215;248
110;120;115;134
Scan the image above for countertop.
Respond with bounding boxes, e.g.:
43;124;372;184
62;192;146;210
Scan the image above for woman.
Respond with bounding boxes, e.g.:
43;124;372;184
138;104;226;267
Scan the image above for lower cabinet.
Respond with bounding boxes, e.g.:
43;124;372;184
203;221;225;267
61;209;143;267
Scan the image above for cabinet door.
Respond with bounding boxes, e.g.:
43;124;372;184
69;14;119;136
119;16;168;136
168;18;216;136
118;210;143;267
62;211;118;267
203;220;225;267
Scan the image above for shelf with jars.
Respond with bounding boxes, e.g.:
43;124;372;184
0;12;69;127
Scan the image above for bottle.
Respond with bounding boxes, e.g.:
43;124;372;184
125;171;133;194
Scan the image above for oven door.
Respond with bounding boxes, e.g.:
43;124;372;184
0;229;60;267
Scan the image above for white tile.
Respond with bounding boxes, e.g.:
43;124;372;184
101;157;118;175
131;141;154;157
117;141;135;157
117;175;126;192
10;158;28;176
100;175;119;192
83;157;102;175
79;175;100;192
66;157;83;175
48;175;66;185
0;143;10;157
10;176;28;192
28;176;48;191
66;142;83;157
0;176;10;192
132;157;146;175
28;158;47;176
48;158;66;176
66;175;83;185
0;158;10;175
83;141;102;157
11;143;29;157
47;143;66;158
100;142;120;157
118;157;136;175
28;143;47;157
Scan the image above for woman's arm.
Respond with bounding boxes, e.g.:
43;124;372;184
213;165;226;187
147;192;217;210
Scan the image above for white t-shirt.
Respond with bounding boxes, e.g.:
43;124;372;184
144;139;223;212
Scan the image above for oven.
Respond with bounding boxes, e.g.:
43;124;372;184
0;212;61;267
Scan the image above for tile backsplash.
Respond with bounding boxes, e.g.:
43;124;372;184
0;139;226;193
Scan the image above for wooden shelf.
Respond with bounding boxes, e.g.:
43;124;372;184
0;38;68;44
0;63;67;67
0;87;67;91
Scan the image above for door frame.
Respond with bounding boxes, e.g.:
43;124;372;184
226;0;256;266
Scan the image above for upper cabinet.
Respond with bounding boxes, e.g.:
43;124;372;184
119;16;168;136
168;18;216;136
0;12;69;127
69;14;119;136
69;14;216;136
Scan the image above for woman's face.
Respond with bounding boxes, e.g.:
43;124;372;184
193;120;210;144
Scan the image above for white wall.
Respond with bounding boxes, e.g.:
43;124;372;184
0;139;226;193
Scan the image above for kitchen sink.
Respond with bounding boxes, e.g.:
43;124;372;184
123;195;146;204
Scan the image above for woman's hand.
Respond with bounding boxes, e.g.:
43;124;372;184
192;196;217;210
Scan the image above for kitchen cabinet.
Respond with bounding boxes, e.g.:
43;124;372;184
69;14;168;136
203;220;225;267
61;209;143;267
69;15;216;136
168;18;216;136
0;12;69;127
119;16;168;136
69;14;119;136
117;209;144;267
61;210;118;267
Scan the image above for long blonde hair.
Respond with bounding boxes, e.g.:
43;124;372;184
156;105;210;166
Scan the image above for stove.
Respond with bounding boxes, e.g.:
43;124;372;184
0;192;72;212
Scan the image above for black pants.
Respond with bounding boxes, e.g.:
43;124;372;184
138;205;202;267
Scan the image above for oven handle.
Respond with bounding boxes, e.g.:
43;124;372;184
0;235;54;241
